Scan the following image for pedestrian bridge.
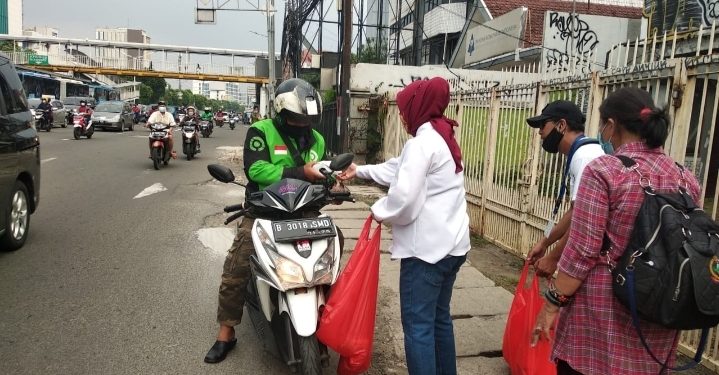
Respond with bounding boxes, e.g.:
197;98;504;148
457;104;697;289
0;35;269;84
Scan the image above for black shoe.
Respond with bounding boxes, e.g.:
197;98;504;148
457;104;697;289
204;338;237;363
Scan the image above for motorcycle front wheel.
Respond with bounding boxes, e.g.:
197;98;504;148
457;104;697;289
152;148;162;170
73;128;81;140
298;335;321;375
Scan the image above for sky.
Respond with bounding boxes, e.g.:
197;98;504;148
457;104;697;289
22;0;343;54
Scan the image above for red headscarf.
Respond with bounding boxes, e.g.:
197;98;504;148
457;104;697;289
396;77;463;173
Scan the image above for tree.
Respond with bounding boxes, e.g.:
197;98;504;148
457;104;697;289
352;38;388;64
0;41;34;54
139;84;154;104
137;77;166;103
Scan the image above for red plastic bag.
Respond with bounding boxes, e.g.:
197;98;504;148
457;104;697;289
502;263;556;375
317;216;381;375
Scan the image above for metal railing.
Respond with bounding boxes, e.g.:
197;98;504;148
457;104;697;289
378;25;719;372
7;52;252;78
317;102;341;156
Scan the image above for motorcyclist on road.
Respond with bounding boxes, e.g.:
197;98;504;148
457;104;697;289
200;107;213;121
37;98;53;124
146;100;176;158
179;105;201;153
77;100;93;125
251;105;261;124
204;78;334;364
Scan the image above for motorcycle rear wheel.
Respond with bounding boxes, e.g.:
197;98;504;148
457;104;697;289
298;335;321;375
152;148;162;170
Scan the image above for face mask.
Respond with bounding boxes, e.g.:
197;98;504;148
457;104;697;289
159;106;166;113
541;126;563;154
598;123;614;154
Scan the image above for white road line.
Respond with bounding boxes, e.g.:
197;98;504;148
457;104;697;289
133;183;168;199
61;138;70;141
41;157;57;164
216;146;243;151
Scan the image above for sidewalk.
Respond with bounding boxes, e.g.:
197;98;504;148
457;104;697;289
322;185;512;374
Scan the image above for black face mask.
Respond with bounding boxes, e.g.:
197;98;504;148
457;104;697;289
541;127;564;154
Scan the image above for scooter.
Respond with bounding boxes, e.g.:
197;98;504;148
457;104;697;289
148;123;171;170
214;114;225;128
200;120;212;138
181;120;200;160
207;154;355;375
73;111;94;140
35;109;52;132
229;115;239;130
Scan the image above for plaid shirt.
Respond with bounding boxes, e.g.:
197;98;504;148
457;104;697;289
554;142;701;375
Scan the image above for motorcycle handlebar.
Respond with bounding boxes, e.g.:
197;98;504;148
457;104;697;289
224;210;246;225
224;203;244;213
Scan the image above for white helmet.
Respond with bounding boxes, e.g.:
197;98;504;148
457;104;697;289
273;78;322;126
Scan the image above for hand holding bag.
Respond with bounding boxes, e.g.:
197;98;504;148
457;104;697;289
502;263;556;375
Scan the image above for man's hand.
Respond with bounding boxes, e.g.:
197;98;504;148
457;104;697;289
526;240;547;265
337;163;357;181
303;162;326;182
534;254;559;278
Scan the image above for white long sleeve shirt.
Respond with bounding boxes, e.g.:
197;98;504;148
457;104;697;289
357;123;471;264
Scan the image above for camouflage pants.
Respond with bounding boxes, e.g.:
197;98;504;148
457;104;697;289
217;217;255;326
216;215;345;327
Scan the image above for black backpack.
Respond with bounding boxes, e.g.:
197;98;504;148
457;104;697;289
609;155;719;370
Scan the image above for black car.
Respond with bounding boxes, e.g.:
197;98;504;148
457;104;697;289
0;53;40;250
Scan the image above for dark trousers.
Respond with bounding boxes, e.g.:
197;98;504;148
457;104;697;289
557;360;584;375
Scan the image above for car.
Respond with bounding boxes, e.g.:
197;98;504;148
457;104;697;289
92;101;134;131
62;96;96;112
0;53;40;250
27;98;67;128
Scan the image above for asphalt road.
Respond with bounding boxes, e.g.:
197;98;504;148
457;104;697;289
0;123;304;374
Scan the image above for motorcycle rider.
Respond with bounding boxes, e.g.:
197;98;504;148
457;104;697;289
200;107;214;131
146;100;176;158
251;105;261;124
37;98;53;126
204;78;332;364
77;99;93;125
179;105;201;153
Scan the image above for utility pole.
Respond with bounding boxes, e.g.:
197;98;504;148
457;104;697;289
412;0;425;65
340;0;352;152
267;0;277;116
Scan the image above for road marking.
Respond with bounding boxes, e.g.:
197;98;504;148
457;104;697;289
61;138;70;141
196;227;235;254
41;157;57;164
133;183;168;199
131;136;147;138
216;146;243;151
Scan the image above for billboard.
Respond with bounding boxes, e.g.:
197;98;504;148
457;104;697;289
464;7;527;66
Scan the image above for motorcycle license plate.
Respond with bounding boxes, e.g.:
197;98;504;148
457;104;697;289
272;217;336;242
151;131;166;137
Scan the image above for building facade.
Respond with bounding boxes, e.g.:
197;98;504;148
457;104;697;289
0;0;22;35
95;28;151;68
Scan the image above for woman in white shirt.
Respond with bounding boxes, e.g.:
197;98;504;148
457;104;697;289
339;77;471;375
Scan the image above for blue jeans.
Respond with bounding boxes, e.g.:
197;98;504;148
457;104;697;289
400;255;466;375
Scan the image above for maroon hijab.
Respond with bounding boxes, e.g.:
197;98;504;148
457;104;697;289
396;77;463;173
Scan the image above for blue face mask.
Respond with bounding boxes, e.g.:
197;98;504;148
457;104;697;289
598;123;614;154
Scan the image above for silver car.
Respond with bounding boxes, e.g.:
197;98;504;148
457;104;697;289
27;98;67;128
92;101;134;132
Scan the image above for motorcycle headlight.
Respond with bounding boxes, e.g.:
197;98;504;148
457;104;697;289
312;239;335;285
256;224;308;289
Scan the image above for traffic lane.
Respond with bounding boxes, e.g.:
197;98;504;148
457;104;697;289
0;125;299;373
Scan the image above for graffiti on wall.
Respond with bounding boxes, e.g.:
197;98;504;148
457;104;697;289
644;0;719;34
543;12;600;73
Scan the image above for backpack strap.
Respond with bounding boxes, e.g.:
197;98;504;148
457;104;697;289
615;155;636;168
626;265;709;371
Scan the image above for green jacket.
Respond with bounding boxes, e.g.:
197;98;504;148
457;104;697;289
200;112;213;121
243;118;325;192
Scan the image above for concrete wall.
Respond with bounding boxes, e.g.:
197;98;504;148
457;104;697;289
541;11;645;74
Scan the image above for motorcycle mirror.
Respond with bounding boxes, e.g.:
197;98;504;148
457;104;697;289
329;153;354;171
207;164;236;183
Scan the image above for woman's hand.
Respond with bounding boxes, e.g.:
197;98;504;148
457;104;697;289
337;163;357;181
531;302;559;347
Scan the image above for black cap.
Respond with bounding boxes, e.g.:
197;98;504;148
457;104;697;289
157;100;166;106
526;100;586;128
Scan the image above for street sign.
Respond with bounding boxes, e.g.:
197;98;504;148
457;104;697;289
28;55;49;65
